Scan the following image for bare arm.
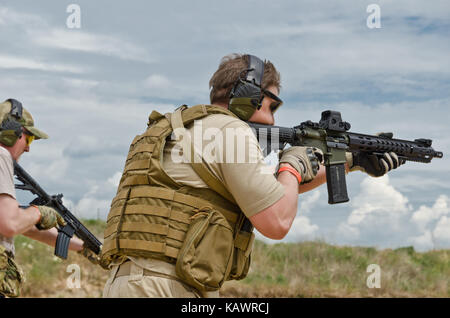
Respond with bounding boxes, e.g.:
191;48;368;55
0;194;83;251
298;163;326;194
0;194;40;237
249;163;350;240
298;163;350;193
23;226;84;252
249;163;299;240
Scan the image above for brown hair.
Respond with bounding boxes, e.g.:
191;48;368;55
209;53;281;105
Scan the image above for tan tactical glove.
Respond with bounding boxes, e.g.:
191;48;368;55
346;132;405;177
278;146;323;184
34;205;67;230
78;244;102;266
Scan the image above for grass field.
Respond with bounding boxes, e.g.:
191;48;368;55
13;220;449;298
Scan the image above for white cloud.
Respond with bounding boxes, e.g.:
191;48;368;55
389;175;450;193
31;29;153;63
285;216;319;241
347;175;410;226
407;231;434;252
336;222;361;241
337;174;450;250
74;196;110;220
299;190;320;214
62;78;99;89
337;175;411;242
408;215;450;251
144;74;171;90
24;153;69;182
61;197;76;213
411;195;450;231
63;135;105;158
0;6;45;27
0;55;84;73
68;180;119;220
433;216;450;244
107;172;122;187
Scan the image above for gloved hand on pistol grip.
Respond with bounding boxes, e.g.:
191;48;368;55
278;146;323;184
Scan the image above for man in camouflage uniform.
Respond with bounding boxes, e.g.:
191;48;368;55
101;54;404;298
0;99;86;298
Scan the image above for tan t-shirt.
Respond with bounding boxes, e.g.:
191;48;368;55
0;147;16;255
162;113;284;218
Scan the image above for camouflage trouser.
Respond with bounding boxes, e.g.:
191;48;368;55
0;245;24;298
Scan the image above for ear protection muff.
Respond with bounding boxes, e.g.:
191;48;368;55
228;55;265;121
0;98;24;147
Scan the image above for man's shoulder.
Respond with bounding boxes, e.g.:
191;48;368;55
201;113;250;131
0;147;12;162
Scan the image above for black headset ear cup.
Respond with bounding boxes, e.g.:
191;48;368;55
229;79;263;120
227;55;265;120
233;80;262;100
0;117;22;147
8;99;23;119
231;80;263;109
1;116;22;135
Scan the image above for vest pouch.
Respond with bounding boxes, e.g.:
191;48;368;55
229;230;255;280
175;207;234;292
0;246;24;298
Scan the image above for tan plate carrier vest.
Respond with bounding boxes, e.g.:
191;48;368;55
101;104;255;287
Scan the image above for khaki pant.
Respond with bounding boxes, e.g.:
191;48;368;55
102;257;219;298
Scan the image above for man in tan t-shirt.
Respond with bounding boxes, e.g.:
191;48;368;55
103;54;404;298
0;99;85;298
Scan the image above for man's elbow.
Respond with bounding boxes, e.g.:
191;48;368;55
268;222;290;240
254;219;291;240
0;222;17;238
250;203;295;240
266;232;287;241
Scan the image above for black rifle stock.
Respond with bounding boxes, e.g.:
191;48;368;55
247;110;443;204
13;162;102;259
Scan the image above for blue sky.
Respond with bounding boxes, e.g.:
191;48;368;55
1;0;449;251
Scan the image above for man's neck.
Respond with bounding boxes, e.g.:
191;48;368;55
211;102;228;109
0;144;15;160
0;144;13;159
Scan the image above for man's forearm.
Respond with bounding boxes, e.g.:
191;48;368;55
298;164;326;194
0;196;41;237
23;226;84;251
276;164;299;215
12;207;40;235
274;164;300;233
23;226;57;246
298;163;350;194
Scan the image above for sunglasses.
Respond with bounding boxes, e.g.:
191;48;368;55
263;89;283;114
25;134;35;146
22;129;35;146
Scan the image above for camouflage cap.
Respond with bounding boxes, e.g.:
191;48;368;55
0;99;48;140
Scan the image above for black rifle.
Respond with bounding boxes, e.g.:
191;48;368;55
247;110;443;204
13;162;102;259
